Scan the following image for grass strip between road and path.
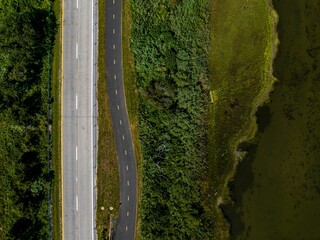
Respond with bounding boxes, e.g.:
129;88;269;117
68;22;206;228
96;0;121;239
52;0;62;239
122;0;142;238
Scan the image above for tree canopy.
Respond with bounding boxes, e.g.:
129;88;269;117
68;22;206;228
0;1;56;239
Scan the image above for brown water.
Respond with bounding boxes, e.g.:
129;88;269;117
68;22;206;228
225;1;320;239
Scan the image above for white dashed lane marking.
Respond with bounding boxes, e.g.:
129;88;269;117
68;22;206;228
76;42;78;59
76;94;78;110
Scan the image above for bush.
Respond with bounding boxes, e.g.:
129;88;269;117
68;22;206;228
130;0;214;239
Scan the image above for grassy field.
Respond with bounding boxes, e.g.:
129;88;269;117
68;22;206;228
207;0;278;238
51;0;62;239
96;0;120;239
122;0;142;237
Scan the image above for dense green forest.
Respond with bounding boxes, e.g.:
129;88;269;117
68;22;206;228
130;0;214;239
0;1;56;239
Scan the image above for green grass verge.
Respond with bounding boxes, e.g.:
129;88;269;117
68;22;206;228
207;0;278;238
51;0;62;239
96;0;120;239
122;0;142;237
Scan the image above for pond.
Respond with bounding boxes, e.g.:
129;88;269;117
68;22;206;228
225;1;320;239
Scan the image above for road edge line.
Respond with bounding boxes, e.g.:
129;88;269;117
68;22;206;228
91;0;96;239
61;0;65;238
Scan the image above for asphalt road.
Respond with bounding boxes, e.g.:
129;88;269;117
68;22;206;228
105;0;137;239
62;0;98;239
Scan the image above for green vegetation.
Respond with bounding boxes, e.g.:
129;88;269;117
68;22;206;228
51;0;62;239
130;0;214;239
122;0;142;236
0;1;57;239
207;0;277;238
96;0;120;239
